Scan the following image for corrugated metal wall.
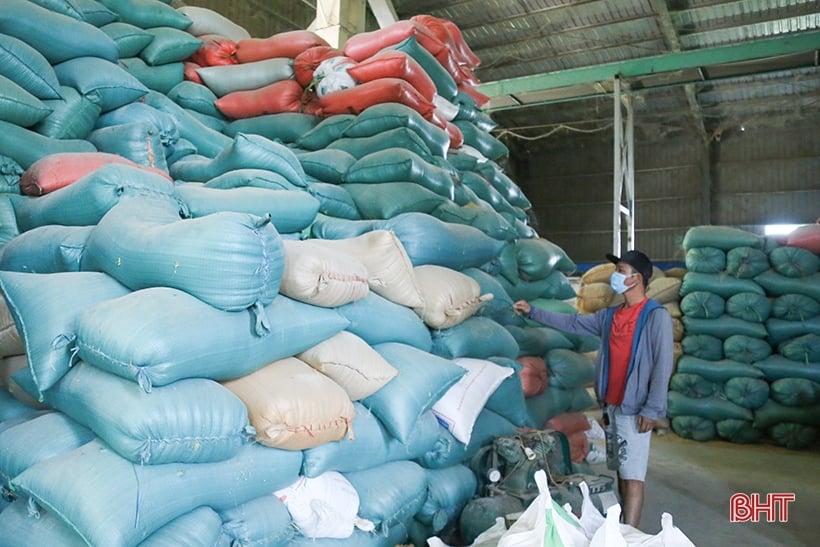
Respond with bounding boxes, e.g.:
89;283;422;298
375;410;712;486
513;129;706;264
513;115;820;265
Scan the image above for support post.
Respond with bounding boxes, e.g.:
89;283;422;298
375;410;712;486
308;0;366;49
612;76;635;256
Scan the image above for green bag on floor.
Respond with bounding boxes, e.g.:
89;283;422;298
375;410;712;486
671;415;716;442
715;419;762;444
685;246;726;273
769;245;819;278
726;246;769;279
768;422;817;450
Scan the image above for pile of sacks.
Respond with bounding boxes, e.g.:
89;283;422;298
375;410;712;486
0;1;607;545
669;225;819;449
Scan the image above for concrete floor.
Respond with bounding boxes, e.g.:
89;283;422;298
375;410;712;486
635;431;819;546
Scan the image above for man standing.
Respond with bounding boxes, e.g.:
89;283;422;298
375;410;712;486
513;250;674;528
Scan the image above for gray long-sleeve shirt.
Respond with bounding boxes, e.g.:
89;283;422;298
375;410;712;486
527;300;674;420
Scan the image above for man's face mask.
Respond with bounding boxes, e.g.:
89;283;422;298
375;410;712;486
609;271;637;294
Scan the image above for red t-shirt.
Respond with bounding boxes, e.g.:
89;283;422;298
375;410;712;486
605;298;649;405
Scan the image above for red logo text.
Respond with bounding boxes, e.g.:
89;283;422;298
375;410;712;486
730;493;795;523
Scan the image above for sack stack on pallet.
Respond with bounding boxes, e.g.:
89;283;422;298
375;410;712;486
669;225;820;449
0;1;606;545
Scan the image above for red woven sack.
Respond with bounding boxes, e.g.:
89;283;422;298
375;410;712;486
184;62;204;84
318;78;435;118
457;81;490;107
188;35;238;67
785;223;820;254
547;412;592;435
215;79;306;119
517;356;549;398
347;50;437;102
20;152;171;196
343;20;445;62
235;31;329;63
293;45;344;87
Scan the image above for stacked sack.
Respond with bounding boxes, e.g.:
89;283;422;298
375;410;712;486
670;225;819;449
0;2;602;545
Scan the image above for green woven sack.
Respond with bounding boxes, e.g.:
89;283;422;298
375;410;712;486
723;334;772;364
545;348;595;390
769;245;819;278
140;27;202;66
307;182;360;220
454;120;509;161
682;315;768;339
715;419;762;444
296;149;356;184
0;74;51;127
344;148;456;199
504;325;575;356
0;34;61;99
768;422;817;450
682;225;762;251
779;333;820;363
677;355;764;383
681;334;724;360
388;36;458;101
772;293;820;321
98;0;193;29
431;201;517;241
101;21;154;58
766;316;820;346
770;378;820;407
754;270;820;301
0;120;95;169
725;246;769;278
685;246;726;273
515;238;576;279
167;80;224;118
342;182;446;219
753;355;820;383
669;372;720;398
753;398;820;429
295;114;356;150
680;291;725;319
475;162;531;209
723;377;770;409
670;416;716;442
341;102;448;157
459;170;518;217
725;292;772;323
667;391;753;421
680;272;765;298
328;126;433;160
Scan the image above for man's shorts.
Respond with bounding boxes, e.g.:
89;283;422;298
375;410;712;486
613;406;652;481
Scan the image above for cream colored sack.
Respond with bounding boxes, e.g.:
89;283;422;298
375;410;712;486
672;317;685;342
298;331;398;400
575;282;614;313
280;239;370;308
581;263;615;285
310;231;425;308
413;265;492;329
647;277;682;304
223;357;355;450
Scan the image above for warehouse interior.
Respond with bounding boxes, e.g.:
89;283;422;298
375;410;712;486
0;0;818;546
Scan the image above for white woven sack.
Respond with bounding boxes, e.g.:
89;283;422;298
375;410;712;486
280;239;370;308
298;331;398;400
0;297;23;358
413;265;492;329
310;230;425;308
275;471;374;539
222;357;355;450
432;358;513;444
177;6;251;41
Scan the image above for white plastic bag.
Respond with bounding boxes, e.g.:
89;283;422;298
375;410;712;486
497;469;589;547
275;471;374;539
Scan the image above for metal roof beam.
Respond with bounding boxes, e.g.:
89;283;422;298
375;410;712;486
367;0;398;28
477;30;820;98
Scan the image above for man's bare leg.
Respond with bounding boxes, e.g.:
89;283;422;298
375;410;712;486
618;477;644;527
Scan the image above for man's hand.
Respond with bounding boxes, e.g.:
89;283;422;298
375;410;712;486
637;415;656;433
513;300;531;315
